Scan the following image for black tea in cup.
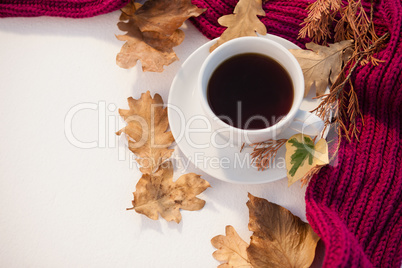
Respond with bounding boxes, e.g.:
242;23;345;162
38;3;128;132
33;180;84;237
207;53;294;130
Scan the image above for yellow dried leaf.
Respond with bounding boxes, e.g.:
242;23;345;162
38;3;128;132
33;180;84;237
285;134;329;186
210;0;267;52
131;161;210;223
211;225;252;268
289;40;353;96
247;194;320;268
116;91;174;174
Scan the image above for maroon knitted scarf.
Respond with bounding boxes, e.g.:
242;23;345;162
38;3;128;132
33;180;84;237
191;0;401;267
0;0;128;18
1;0;401;267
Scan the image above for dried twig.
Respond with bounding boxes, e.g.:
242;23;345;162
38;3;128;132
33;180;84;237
240;142;245;153
250;139;288;171
300;165;326;187
298;0;342;44
300;0;385;145
336;0;379;64
314;32;390;142
300;0;381;66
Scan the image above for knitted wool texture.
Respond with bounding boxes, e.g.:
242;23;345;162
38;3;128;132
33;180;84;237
191;0;402;267
0;0;129;18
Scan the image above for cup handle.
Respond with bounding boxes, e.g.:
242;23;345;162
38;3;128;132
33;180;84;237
289;110;325;136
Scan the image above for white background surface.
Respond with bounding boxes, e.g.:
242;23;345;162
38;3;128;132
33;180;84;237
0;12;322;267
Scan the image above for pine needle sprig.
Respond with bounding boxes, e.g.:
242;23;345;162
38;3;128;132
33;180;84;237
334;0;379;65
313;32;390;142
300;0;381;66
250;139;288;171
300;165;326;187
298;0;342;44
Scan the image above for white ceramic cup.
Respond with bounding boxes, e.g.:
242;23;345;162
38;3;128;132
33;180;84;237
198;36;324;146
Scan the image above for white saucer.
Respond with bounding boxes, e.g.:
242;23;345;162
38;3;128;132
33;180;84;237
168;34;325;184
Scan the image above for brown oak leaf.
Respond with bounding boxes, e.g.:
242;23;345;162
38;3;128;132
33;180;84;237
247;194;320;268
116;19;184;72
211;225;253;268
133;0;206;36
130;161;210;223
210;0;267;52
119;0;139;21
116;91;174;174
289;40;353;96
116;0;205;72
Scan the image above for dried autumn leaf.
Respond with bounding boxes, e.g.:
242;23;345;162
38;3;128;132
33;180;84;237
285;134;329;186
116;19;184;72
289;40;353;96
211;225;252;268
116;0;204;72
119;0;138;21
116;91;174;174
247;194;320;268
210;0;267;52
130;161;210;223
133;0;206;36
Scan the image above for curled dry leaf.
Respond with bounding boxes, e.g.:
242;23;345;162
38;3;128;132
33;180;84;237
119;0;138;21
116;21;184;72
247;194;320;268
131;161;210;223
210;0;267;52
116;0;205;72
285;134;329;186
211;225;252;268
116;91;174;174
289;40;353;96
133;0;206;36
